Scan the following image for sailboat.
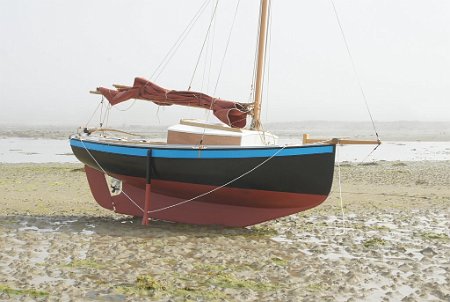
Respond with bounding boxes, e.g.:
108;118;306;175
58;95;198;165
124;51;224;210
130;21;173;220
69;1;370;227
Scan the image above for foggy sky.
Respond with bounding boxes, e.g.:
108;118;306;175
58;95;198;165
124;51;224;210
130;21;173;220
0;0;449;127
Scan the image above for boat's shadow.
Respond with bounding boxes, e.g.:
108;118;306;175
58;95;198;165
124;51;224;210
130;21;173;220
1;215;272;238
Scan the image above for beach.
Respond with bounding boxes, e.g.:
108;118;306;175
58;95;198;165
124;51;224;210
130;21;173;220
0;161;449;301
2;0;449;299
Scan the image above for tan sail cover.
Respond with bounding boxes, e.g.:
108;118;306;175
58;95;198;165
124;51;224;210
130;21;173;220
97;77;250;128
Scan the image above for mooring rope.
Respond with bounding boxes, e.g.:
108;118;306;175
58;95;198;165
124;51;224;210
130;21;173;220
147;145;287;214
78;135;287;215
336;146;346;232
79;137;146;213
78;137;117;213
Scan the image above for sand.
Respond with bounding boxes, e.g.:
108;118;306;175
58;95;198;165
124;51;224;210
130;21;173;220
0;161;449;301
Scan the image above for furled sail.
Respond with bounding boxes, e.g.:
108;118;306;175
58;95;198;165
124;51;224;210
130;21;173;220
97;77;250;128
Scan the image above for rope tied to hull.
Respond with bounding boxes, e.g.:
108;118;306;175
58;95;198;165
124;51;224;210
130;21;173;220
146;145;287;214
77;135;287;215
336;146;346;233
78;137;118;213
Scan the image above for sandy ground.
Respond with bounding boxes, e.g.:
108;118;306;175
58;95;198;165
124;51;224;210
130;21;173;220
0;161;449;301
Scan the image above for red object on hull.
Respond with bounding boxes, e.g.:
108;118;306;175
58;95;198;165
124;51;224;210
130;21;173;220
84;165;328;227
142;183;152;225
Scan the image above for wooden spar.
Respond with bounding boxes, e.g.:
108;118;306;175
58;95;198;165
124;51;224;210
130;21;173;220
89;84;130;94
303;134;381;145
251;0;270;130
113;84;131;89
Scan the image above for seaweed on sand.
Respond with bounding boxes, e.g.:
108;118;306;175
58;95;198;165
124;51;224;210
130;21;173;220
0;284;49;298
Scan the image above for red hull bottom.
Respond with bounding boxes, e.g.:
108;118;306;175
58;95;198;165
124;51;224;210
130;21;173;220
84;166;328;227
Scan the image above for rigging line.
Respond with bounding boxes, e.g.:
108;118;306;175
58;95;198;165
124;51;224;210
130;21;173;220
155;106;161;125
198;0;240;145
213;0;241;95
78;138;287;215
103;103;111;129
100;102;110;130
206;5;216;94
200;18;210;92
113;99;137;112
154;13;211;81
151;0;211;81
99;97;105;128
360;143;381;163
84;98;103;128
79;136;145;213
200;46;207;92
188;0;220;91
198;3;218;146
200;1;214;92
191;1;220;146
329;0;380;140
78;137;117;212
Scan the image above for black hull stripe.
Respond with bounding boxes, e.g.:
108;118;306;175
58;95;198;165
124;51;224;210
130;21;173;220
71;144;335;195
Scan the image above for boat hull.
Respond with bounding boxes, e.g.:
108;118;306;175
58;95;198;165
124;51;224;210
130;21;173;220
70;138;336;226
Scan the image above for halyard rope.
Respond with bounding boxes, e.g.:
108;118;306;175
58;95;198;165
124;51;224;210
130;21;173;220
84;98;103;128
78;135;287;215
151;0;212;81
213;0;241;95
188;0;219;91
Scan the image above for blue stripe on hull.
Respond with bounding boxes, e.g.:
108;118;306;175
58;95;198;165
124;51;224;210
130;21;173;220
70;138;334;159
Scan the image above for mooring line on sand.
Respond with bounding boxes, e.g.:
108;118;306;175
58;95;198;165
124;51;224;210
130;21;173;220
336;146;346;233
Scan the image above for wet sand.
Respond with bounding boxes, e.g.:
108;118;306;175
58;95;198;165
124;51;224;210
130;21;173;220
0;162;449;301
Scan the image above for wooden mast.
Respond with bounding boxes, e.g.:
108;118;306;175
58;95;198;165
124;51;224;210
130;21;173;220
251;0;270;130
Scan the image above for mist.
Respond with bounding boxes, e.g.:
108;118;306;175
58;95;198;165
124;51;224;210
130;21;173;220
1;0;449;127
